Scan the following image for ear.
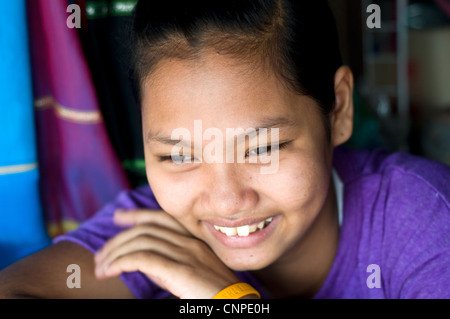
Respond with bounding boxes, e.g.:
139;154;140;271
330;66;354;147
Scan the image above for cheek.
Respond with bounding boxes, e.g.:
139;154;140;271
146;168;197;220
259;152;331;215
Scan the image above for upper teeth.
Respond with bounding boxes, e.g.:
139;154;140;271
214;217;273;237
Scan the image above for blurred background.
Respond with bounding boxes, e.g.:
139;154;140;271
0;0;449;269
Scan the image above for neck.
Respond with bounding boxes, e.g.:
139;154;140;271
253;178;340;298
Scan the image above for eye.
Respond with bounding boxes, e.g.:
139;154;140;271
158;154;195;165
245;142;289;157
246;146;271;157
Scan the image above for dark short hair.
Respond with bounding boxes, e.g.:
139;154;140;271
130;0;342;138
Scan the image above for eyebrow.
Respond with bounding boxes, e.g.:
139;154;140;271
146;116;297;147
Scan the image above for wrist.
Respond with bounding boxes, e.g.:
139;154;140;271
212;282;261;299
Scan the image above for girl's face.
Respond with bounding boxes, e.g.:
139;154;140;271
141;52;336;271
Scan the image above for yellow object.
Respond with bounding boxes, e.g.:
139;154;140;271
47;220;80;238
212;283;261;299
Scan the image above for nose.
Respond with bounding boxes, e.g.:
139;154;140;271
201;164;259;217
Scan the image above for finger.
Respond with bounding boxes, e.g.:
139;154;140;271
101;250;237;299
95;234;186;279
99;250;179;291
95;224;188;264
113;209;190;235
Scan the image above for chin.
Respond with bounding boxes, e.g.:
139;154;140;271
217;249;277;272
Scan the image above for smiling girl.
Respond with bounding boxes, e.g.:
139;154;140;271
1;0;449;299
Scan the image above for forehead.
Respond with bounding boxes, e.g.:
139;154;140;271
140;52;308;132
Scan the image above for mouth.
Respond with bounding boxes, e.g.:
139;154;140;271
204;215;279;249
213;217;273;237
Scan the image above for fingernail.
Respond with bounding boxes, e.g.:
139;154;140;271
114;210;130;221
95;264;103;278
102;262;110;275
95;261;109;277
114;208;126;215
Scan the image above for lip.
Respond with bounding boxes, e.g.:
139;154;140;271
204;216;274;228
204;215;280;249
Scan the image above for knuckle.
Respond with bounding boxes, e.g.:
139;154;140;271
134;234;153;246
186;237;207;252
135;250;151;260
130;250;154;266
133;224;152;233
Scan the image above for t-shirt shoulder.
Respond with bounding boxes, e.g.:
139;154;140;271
335;146;450;205
335;147;450;298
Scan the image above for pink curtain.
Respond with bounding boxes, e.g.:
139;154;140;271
27;0;131;237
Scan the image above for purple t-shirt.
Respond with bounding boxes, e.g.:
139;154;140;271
55;147;450;298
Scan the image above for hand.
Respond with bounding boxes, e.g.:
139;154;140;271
94;209;241;299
